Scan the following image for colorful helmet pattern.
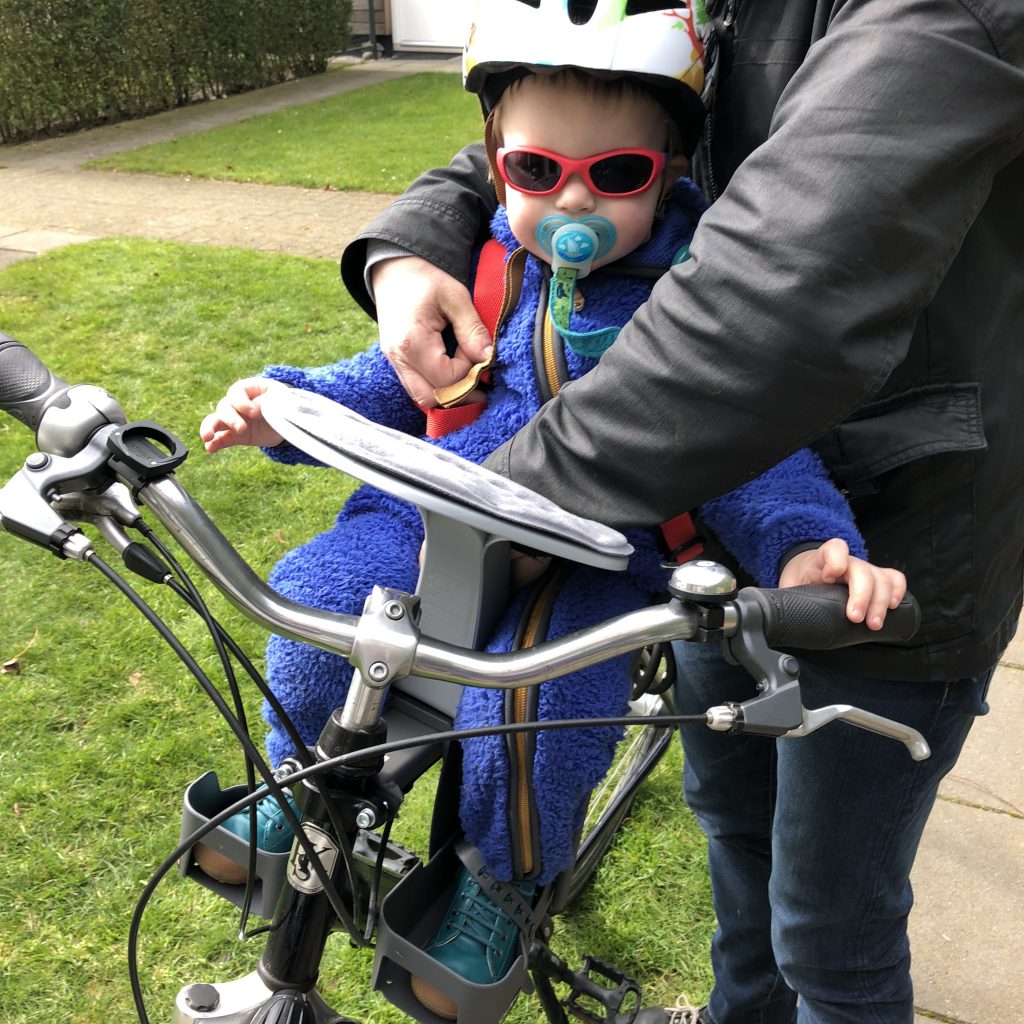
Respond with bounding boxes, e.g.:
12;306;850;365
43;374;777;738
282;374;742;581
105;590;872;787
463;0;718;153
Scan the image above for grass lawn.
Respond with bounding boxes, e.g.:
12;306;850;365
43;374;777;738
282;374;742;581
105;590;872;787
88;73;482;194
0;239;714;1023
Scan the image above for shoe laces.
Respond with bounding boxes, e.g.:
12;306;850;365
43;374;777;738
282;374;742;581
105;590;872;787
443;875;522;957
666;994;703;1024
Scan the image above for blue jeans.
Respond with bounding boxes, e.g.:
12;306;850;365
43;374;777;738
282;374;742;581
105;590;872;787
672;640;993;1024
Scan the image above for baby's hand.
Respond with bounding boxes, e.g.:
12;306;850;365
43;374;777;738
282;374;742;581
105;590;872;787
779;538;907;631
200;377;286;453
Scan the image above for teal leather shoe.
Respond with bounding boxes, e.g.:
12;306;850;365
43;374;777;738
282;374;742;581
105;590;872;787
411;865;535;1020
195;788;297;885
220;789;297;853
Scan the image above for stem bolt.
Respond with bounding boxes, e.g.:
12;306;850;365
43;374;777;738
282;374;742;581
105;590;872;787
185;984;221;1012
367;662;389;682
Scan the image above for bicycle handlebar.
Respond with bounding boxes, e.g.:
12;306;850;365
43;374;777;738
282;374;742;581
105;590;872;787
0;334;126;457
0;334;69;430
0;336;929;758
137;474;699;689
138;475;920;691
741;584;920;651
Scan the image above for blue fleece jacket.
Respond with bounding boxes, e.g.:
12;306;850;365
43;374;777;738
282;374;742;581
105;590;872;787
257;181;865;882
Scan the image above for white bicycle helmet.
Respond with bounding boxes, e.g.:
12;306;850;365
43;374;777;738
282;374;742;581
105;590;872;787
464;0;718;155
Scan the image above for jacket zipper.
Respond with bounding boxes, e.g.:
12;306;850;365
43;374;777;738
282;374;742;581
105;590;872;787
542;307;562;398
509;266;568;875
510;566;565;877
702;0;738;201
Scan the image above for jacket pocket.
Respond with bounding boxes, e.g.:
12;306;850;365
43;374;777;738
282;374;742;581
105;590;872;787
813;382;987;643
813;382;987;495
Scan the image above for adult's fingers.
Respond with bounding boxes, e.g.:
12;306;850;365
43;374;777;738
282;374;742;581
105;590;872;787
374;257;492;406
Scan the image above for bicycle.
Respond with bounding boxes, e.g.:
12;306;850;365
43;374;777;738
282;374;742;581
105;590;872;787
0;334;928;1024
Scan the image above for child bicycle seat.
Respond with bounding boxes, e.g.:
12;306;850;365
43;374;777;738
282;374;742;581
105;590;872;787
260;386;632;718
179;387;639;937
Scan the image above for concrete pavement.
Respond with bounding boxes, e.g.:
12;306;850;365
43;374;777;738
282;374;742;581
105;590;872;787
1;54;1021;1024
0;56;460;266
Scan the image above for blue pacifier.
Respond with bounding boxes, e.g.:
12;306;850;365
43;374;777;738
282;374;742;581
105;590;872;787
537;216;621;358
536;215;617;279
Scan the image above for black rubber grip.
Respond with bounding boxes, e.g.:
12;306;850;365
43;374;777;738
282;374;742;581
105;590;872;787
743;584;920;651
0;334;70;430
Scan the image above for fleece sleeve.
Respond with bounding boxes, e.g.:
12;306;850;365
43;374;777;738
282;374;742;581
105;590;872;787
698;448;866;588
259;343;425;466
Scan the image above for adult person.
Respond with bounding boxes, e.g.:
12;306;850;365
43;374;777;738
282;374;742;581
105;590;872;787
340;2;1024;1022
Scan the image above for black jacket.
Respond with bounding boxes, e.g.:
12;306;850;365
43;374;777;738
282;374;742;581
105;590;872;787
341;0;1024;681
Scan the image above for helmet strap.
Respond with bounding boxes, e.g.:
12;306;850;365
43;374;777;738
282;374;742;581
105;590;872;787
484;110;507;207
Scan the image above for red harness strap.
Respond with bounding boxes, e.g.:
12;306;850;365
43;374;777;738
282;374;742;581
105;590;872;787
470;237;508;338
660;510;704;564
423;238;507;439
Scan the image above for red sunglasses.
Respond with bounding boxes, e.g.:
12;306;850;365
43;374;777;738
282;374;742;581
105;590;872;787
496;146;669;198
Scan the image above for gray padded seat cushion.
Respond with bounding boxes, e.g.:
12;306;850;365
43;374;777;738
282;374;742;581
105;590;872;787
261;387;632;570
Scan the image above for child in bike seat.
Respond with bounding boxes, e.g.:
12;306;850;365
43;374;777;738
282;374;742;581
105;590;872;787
200;1;905;1017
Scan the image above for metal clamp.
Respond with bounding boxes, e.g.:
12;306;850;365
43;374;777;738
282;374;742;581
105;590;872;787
342;588;422;733
348;587;421;688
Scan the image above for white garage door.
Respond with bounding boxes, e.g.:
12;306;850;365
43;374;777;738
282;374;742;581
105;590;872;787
392;0;472;51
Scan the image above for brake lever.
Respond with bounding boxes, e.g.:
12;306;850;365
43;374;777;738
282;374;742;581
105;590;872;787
0;436;115;558
52;483;143;554
782;704;931;760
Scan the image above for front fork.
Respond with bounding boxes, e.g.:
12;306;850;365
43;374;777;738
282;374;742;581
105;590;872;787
175;719;399;1024
175;590;421;1024
258;714;400;990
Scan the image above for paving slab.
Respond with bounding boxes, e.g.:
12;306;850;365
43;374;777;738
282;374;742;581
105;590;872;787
939;667;1024;816
910;796;1024;1024
999;624;1024;669
0;227;96;252
0;166;393;260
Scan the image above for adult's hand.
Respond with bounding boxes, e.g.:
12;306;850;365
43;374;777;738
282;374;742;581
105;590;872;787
372;256;493;407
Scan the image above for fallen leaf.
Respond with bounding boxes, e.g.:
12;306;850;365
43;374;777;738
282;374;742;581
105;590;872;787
3;628;39;673
129;670;143;686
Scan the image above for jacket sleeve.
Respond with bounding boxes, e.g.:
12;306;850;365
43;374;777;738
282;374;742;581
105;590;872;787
340;144;496;320
260;344;425;466
480;0;1024;527
698;449;866;588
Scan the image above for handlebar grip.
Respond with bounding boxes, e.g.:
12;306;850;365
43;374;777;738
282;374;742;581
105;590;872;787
741;584;920;651
0;334;71;431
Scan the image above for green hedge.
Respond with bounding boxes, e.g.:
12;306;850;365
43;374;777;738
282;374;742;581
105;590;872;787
0;0;352;143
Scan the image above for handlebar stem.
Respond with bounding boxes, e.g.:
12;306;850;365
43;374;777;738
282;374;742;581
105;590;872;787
342;588;421;733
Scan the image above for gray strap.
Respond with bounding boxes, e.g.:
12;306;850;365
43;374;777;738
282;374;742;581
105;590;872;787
455;839;542;941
